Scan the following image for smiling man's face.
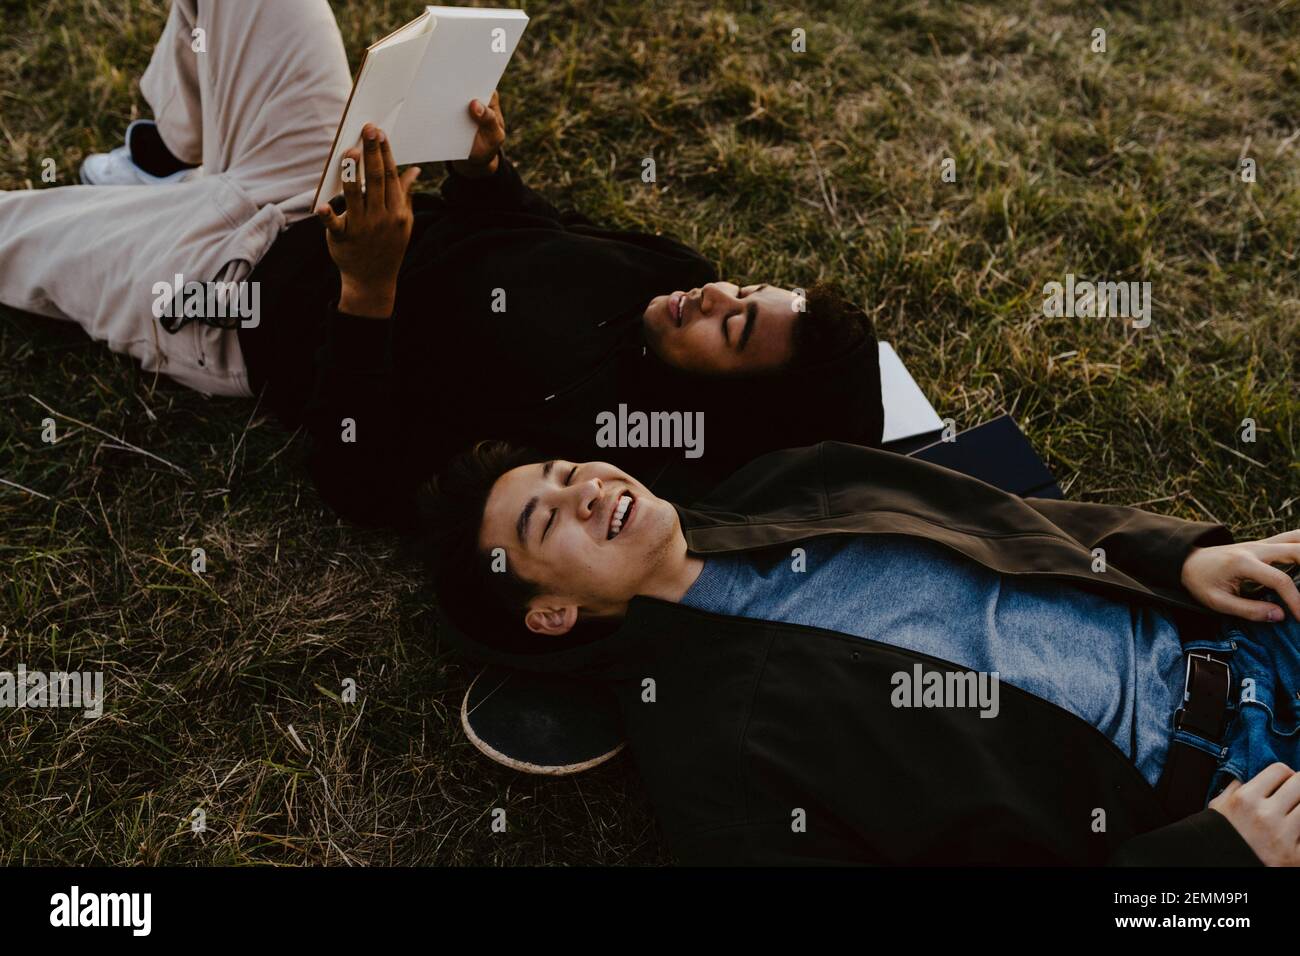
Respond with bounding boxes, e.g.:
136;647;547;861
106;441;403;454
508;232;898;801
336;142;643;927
642;281;799;375
479;459;686;635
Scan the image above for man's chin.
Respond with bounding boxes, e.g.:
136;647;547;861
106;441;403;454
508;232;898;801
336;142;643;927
642;296;666;330
640;305;670;357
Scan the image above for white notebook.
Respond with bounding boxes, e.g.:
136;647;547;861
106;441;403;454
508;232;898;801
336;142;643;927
878;341;944;443
313;5;529;208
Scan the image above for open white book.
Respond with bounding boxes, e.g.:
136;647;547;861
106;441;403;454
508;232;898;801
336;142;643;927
313;5;529;209
878;341;944;443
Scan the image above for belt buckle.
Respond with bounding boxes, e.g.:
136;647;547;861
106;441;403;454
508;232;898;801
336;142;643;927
1173;651;1230;738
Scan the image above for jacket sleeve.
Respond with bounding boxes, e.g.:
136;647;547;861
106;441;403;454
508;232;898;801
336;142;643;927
301;304;422;531
1024;496;1234;593
439;150;563;220
1110;808;1262;866
677;810;1266;866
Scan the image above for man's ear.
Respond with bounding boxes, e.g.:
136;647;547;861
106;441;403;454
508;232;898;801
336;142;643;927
524;601;579;637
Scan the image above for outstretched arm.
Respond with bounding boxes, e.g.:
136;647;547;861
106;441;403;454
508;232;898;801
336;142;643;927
299;99;541;529
301;124;428;528
314;122;420;318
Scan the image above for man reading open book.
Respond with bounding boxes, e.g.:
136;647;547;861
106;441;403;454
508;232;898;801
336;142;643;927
0;0;886;530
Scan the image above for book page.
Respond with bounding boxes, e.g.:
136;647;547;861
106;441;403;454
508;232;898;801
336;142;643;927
878;341;944;443
315;14;436;206
389;7;529;165
372;8;436;51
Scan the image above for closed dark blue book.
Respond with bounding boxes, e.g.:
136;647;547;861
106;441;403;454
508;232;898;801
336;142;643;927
907;414;1063;499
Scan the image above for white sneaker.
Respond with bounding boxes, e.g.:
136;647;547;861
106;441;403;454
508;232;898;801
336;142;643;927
79;120;201;185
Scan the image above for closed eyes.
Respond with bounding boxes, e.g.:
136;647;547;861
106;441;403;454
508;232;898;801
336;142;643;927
541;465;578;542
725;284;766;349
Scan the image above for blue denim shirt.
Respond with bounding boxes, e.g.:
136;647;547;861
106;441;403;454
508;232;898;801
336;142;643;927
680;533;1187;786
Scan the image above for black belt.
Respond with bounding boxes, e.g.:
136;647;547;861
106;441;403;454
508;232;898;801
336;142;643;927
1155;649;1233;820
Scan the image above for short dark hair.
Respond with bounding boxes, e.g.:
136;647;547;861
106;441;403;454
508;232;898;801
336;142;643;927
418;440;548;654
793;281;872;368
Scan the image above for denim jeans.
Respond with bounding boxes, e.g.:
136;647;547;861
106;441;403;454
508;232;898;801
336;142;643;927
1179;593;1300;806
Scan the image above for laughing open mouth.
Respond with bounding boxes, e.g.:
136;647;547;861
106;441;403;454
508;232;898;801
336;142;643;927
607;492;635;540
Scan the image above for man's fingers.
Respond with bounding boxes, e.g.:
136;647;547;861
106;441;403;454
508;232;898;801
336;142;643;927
1251;542;1300;564
362;124;386;209
472;95;500;130
1250;559;1300;621
400;165;421;202
1237;554;1300;621
316;202;345;236
341;147;364;217
488;91;504;133
1211;589;1287;623
1275;768;1300;816
470;99;493;139
1245;762;1296;798
379;132;401;208
474;95;505;157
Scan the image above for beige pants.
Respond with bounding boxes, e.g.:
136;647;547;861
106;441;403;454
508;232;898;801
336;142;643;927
0;0;352;397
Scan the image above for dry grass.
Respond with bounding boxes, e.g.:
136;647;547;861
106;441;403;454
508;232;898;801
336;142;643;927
1;0;1297;864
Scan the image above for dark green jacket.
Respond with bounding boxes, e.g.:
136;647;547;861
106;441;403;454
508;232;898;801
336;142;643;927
449;441;1261;865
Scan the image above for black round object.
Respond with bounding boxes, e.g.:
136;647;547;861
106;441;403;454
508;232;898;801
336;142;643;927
461;665;625;774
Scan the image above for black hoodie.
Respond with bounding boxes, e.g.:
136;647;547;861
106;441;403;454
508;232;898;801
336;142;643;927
238;155;884;528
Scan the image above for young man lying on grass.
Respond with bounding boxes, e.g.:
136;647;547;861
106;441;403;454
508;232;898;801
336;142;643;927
427;440;1300;866
0;0;883;528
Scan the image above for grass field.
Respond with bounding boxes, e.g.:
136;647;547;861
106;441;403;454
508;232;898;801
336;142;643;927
1;0;1297;865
